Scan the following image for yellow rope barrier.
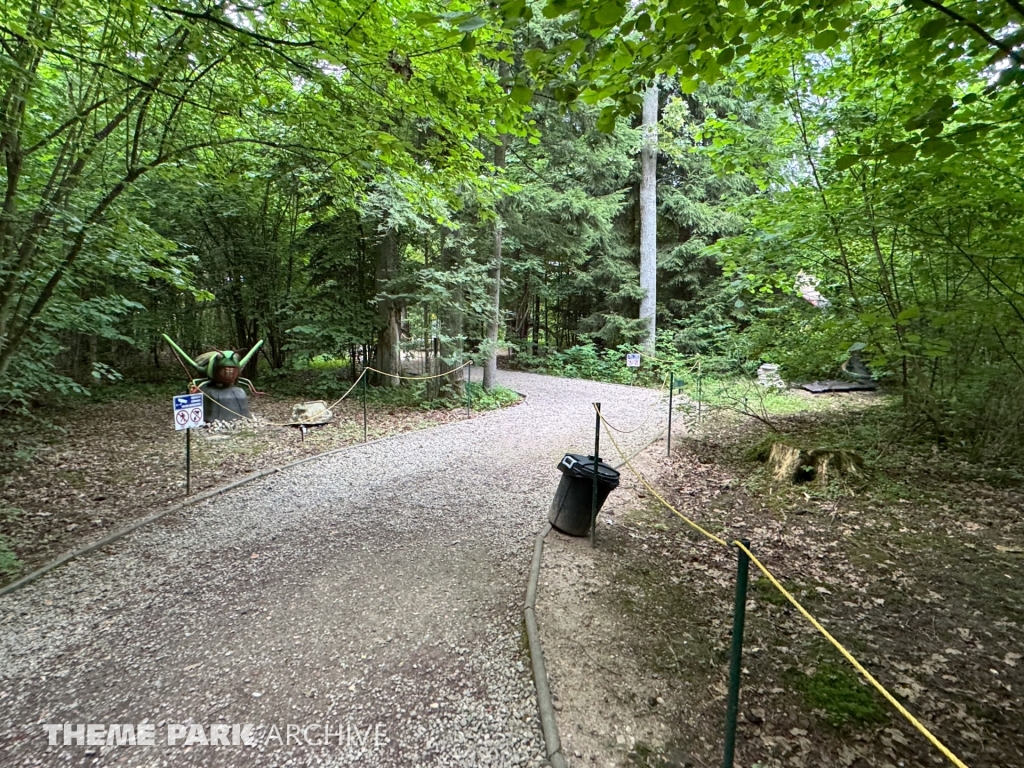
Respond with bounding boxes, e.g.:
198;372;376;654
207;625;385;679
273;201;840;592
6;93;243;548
601;373;672;435
598;408;728;547
736;543;969;768
364;360;471;382
631;351;703;375
593;404;971;768
187;367;368;427
168;353;472;427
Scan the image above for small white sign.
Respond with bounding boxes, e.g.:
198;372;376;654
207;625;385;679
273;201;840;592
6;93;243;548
173;393;204;430
625;353;641;368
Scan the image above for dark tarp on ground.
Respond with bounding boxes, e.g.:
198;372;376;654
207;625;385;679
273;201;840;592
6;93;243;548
800;380;877;393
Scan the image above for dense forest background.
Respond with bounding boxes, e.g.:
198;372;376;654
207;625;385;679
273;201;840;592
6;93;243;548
3;0;1023;459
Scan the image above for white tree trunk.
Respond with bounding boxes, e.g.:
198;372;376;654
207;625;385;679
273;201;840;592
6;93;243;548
483;135;508;391
639;82;659;352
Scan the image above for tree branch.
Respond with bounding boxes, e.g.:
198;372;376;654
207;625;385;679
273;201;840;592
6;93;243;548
1004;0;1024;21
154;6;320;48
22;93;120;156
343;0;378;38
916;0;1024;66
0;164;151;376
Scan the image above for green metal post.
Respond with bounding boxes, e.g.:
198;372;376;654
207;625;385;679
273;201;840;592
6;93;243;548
590;402;601;548
697;369;703;423
362;370;367;443
185;427;191;496
722;539;751;768
667;371;674;457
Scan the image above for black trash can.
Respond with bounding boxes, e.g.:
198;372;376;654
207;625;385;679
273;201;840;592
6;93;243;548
549;453;621;536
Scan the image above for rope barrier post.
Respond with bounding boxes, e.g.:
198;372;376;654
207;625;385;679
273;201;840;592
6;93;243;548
466;362;472;418
362;370;367;443
667;371;674;457
599;420;972;768
697;357;703;424
697;373;702;424
723;538;751;768
591;402;601;549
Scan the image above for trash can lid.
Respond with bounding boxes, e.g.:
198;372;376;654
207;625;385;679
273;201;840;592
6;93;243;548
558;453;621;486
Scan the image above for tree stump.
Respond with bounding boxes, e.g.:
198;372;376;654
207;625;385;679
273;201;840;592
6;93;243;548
808;448;864;486
765;442;864;485
768;443;808;483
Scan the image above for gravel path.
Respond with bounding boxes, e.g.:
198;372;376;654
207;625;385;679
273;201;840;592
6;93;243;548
1;371;670;768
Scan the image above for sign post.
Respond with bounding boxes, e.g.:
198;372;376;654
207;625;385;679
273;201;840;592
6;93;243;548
625;353;641;387
173;393;204;495
667;371;674;457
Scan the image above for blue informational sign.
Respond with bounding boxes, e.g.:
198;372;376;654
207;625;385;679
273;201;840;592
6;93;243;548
173;393;205;430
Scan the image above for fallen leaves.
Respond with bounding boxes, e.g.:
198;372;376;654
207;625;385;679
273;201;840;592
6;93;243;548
0;391;472;584
573;407;1024;768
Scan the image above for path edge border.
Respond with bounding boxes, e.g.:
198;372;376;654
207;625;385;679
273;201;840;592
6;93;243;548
0;389;528;600
524;417;680;768
524;521;569;768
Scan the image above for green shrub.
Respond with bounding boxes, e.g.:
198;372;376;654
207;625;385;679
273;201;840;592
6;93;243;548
308;354;350;370
466;383;520;410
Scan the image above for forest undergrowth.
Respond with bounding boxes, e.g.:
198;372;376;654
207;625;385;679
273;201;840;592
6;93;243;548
542;390;1023;768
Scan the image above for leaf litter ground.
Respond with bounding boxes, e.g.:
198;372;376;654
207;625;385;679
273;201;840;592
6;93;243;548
537;392;1023;768
0;390;484;587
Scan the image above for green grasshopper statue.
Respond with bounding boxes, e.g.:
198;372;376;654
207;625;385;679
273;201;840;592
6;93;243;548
161;334;265;394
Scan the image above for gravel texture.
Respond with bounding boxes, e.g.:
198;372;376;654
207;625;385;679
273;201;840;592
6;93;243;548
0;370;669;767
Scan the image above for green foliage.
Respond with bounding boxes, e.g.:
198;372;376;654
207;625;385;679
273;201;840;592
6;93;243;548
546;343;634;383
689;375;817;418
262;360;520;412
738;306;856;383
466;383;521;410
513;342;638;384
0;0;525;405
6;0;1024;470
691;5;1024;458
0;536;21;580
506;0;1023;138
513;336;742;388
263;365;355;401
498;71;765;352
308;355;350;371
362;380;519;412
